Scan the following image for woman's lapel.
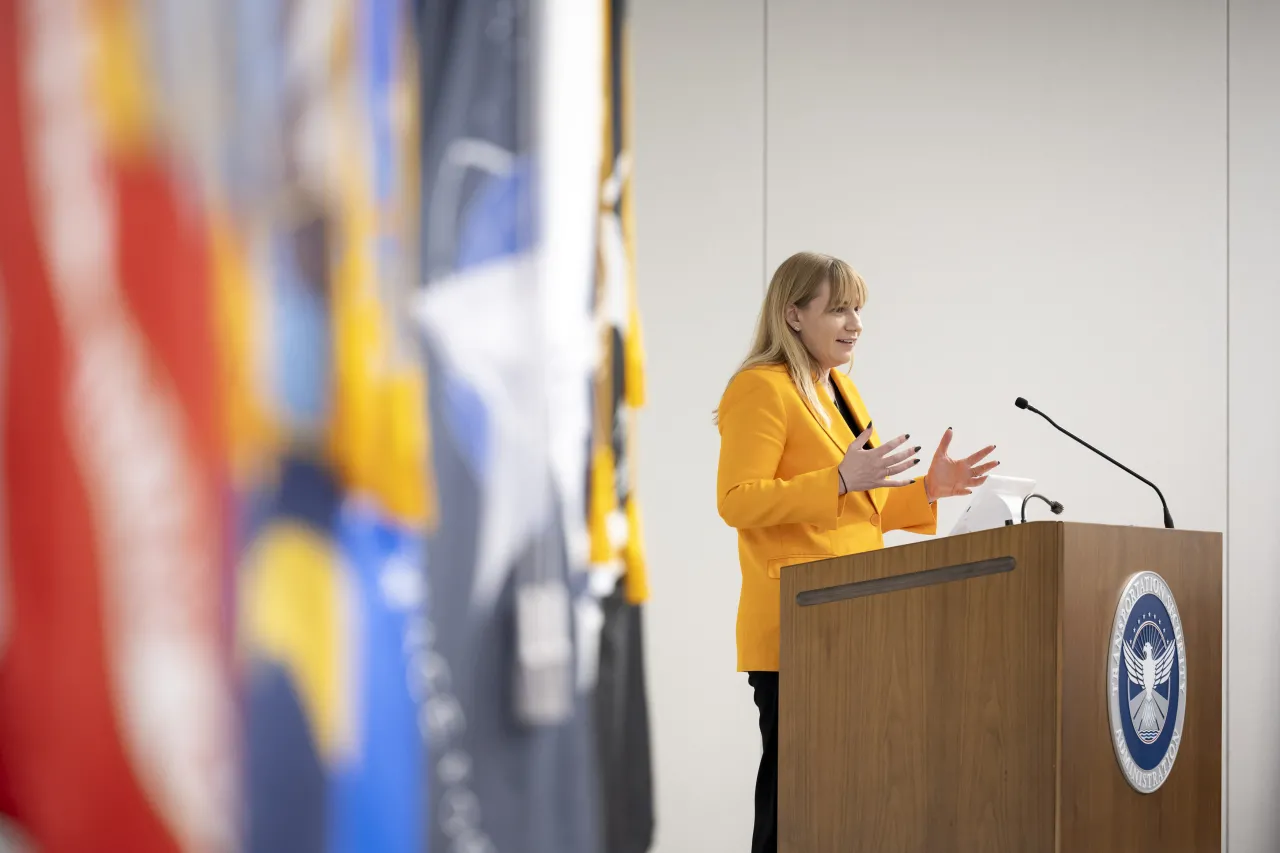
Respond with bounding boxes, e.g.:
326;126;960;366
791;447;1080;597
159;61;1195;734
832;371;875;447
832;371;889;515
797;373;850;457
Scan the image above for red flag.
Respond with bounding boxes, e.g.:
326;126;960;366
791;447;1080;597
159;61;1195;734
0;2;236;850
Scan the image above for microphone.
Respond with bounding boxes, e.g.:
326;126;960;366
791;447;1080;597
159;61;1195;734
1020;493;1064;524
1014;396;1174;529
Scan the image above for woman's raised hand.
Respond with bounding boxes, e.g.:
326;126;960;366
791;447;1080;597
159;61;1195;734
837;425;921;494
923;428;999;501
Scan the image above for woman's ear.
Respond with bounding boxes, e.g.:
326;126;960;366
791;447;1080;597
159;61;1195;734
785;304;799;331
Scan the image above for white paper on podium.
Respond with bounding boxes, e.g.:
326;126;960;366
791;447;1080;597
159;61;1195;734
948;474;1037;536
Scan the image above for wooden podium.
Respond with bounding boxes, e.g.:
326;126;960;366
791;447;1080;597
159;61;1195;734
778;521;1221;853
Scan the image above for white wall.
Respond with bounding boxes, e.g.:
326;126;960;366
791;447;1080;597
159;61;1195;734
632;4;765;852
634;1;1276;850
1227;1;1280;849
767;0;1227;542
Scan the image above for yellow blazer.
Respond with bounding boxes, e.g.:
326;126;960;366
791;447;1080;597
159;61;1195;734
716;363;937;671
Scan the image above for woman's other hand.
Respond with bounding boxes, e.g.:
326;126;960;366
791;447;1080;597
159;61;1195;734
923;428;999;502
837;426;920;494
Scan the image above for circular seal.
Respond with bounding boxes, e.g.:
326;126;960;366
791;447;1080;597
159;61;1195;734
1107;571;1187;793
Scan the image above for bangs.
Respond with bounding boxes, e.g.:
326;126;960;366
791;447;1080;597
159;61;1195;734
825;259;868;310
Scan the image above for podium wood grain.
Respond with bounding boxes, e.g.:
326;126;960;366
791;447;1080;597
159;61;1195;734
778;521;1221;853
1058;524;1221;852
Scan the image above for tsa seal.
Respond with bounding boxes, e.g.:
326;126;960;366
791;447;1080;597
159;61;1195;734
1108;571;1187;793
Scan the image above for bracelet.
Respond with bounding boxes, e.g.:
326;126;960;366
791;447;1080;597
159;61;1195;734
838;469;848;495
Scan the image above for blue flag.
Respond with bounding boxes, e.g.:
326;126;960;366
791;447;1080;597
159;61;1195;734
413;1;603;851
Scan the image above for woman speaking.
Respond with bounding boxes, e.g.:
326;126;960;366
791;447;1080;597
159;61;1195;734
715;251;999;853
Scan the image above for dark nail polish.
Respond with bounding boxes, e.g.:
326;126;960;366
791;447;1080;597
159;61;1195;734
915;446;922;452
913;459;920;465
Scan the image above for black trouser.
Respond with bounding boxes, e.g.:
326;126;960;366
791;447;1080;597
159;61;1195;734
747;671;779;853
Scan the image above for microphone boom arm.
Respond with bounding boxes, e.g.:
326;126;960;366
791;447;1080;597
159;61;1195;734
1019;400;1175;529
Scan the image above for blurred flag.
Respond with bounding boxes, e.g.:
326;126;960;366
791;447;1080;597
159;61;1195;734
589;2;648;606
0;0;645;851
225;1;343;848
0;2;237;851
229;1;433;852
594;576;655;853
590;3;656;852
414;0;603;851
0;1;436;851
329;2;434;850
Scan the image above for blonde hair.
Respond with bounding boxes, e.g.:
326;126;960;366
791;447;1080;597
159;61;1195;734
715;251;868;425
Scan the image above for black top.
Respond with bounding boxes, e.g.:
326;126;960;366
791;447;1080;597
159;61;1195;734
829;379;864;438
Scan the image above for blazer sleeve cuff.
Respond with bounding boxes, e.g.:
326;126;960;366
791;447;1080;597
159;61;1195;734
804;464;846;531
884;477;938;534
